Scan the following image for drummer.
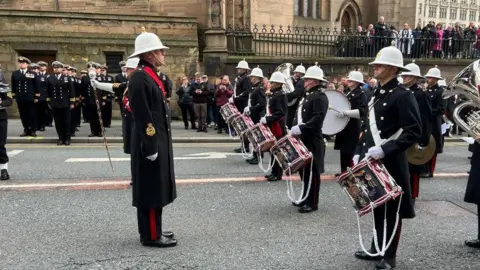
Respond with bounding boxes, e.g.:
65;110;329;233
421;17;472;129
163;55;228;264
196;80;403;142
230;59;252;153
333;70;368;175
286;64;305;129
289;64;329;213
352;45;421;270
259;71;288;182
244;66;267;165
400;61;432;204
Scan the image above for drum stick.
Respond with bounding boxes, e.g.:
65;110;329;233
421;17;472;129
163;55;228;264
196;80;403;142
328;106;343;115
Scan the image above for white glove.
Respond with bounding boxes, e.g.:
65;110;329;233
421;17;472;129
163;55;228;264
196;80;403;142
260;117;267;124
92;80;99;88
290;125;302;135
243;106;250;115
352;155;360;165
146;153;158;161
341;109;360;119
417;145;424;151
367;146;385;160
228;97;234;104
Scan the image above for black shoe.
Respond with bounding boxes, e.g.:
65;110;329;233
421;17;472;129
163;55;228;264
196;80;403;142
354;250;382;261
141;236;177;248
292;201;305;207
19;133;28;137
39;127;45;132
75;128;79;132
184;126;188;130
0;169;10;181
374;258;396;269
30;133;37;137
88;134;96;137
267;175;281;181
264;174;271;179
162;231;175;239
420;172;433;178
57;141;63;146
465;239;480;248
468;156;472;160
248;157;259;165
64;140;71;146
196;129;202;132
217;130;222;134
298;205;317;213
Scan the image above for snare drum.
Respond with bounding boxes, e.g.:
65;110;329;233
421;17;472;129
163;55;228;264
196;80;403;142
337;158;403;216
244;124;277;152
270;135;312;175
219;103;240;123
230;115;254;137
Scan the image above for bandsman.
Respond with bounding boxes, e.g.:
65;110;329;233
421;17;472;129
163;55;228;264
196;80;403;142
11;56;39;137
286;64;305;129
230;59;252;153
0;81;13;180
464;137;480;248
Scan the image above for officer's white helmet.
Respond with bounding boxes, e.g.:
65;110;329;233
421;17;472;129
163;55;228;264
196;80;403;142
248;66;264;78
129;28;169;58
438;79;447;87
269;71;286;84
125;57;140;69
346;71;365;84
302;63;327;82
236;59;251;70
293;64;306;74
424;65;442;79
369;44;410;71
400;60;424;78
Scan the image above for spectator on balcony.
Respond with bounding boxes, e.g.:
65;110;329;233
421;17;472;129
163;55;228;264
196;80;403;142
475;27;480;58
374;16;391;51
421;21;436;58
411;23;423;58
452;23;464;59
443;26;453;59
398;23;414;58
464;22;477;58
433;23;444;59
364;24;375;57
353;25;366;57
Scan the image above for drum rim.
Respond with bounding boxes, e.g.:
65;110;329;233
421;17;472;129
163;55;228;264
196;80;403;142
323;90;351;136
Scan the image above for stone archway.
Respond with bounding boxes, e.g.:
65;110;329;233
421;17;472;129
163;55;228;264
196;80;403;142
336;0;363;32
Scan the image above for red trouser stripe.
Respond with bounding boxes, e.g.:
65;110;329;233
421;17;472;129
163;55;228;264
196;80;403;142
430;154;437;174
149;208;157;241
411;173;419;199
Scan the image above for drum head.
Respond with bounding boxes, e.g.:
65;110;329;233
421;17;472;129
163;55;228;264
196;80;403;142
322;90;351;135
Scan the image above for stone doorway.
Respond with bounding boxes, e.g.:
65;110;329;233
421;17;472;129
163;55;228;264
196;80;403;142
337;0;362;33
17;51;56;74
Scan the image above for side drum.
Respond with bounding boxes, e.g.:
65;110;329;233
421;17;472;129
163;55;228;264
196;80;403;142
219;103;241;123
270;135;312;175
230;115;254;137
244;123;277;153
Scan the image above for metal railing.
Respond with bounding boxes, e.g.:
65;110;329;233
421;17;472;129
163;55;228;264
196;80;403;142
225;24;480;59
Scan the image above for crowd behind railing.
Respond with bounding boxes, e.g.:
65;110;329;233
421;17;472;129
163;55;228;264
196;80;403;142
226;19;480;59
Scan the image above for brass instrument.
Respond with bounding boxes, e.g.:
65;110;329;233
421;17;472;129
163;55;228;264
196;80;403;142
407;135;436;165
274;63;296;106
443;60;480;143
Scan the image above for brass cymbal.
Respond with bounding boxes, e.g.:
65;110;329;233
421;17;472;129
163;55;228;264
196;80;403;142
407;135;436;165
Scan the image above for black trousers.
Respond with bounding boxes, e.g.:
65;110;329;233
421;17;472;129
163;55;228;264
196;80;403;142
82;105;89;122
17;101;36;134
180;104;196;128
340;151;354;173
53;107;71;142
102;101;112;127
270;153;282;177
46;105;53;125
298;161;321;208
70;106;79;134
88;104;102;135
35;101;48;129
369;200;403;259
216;105;227;131
0;119;8;164
137;207;162;242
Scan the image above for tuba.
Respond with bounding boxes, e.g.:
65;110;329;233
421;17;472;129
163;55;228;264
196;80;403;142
443;60;480;143
274;63;296;106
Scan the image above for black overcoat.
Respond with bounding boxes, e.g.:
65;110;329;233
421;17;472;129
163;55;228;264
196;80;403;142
233;73;251;111
464;142;480;205
128;60;176;208
427;84;444;153
265;87;288;138
355;78;422;219
248;82;266;123
297;86;329;174
334;86;368;153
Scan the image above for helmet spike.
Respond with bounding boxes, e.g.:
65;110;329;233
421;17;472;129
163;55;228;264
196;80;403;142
391;40;396;46
314;62;318;66
257;65;259;68
412;59;415;63
434;65;438;68
141;26;146;33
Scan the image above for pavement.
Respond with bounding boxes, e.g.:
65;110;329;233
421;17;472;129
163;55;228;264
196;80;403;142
6;119;469;144
0;143;478;269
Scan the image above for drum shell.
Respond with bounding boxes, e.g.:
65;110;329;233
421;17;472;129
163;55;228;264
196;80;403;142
245;123;277;152
230;115;254;137
220;103;241;123
271;135;312;175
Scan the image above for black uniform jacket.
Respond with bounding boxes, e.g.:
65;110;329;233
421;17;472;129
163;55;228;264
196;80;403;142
464;142;480;205
81;76;100;106
46;74;75;109
101;75;114;103
411;84;432;147
287;77;304;107
0;91;13;120
115;73;128;103
248;81;266;123
355;78;421;219
35;72;49;102
334;86;368;153
297;85;329;174
428;84;445;153
128;60;176;208
265;87;287;138
233;73;252;111
11;69;39;102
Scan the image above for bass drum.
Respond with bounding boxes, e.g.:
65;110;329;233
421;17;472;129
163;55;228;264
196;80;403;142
322;90;351;136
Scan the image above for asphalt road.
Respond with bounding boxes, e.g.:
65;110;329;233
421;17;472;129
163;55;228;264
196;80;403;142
0;143;478;269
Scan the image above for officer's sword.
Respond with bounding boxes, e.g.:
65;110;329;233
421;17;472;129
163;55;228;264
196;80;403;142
88;69;115;175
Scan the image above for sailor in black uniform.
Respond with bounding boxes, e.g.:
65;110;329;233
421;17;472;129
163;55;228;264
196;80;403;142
286;64;305;129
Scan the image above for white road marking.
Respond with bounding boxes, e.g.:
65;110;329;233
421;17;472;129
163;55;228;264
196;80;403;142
65;152;245;162
7;150;23;157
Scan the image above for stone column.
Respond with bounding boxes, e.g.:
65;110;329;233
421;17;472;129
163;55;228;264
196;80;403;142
203;0;229;77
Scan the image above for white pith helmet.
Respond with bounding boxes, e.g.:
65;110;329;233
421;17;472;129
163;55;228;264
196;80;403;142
125;57;140;69
293;64;306;74
248;66;264;78
346;70;365;84
424;65;442;79
369;42;410;72
438;79;447;87
397;76;404;84
302;62;327;82
129;27;169;58
236;58;251;70
269;71;286;84
400;60;424;78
